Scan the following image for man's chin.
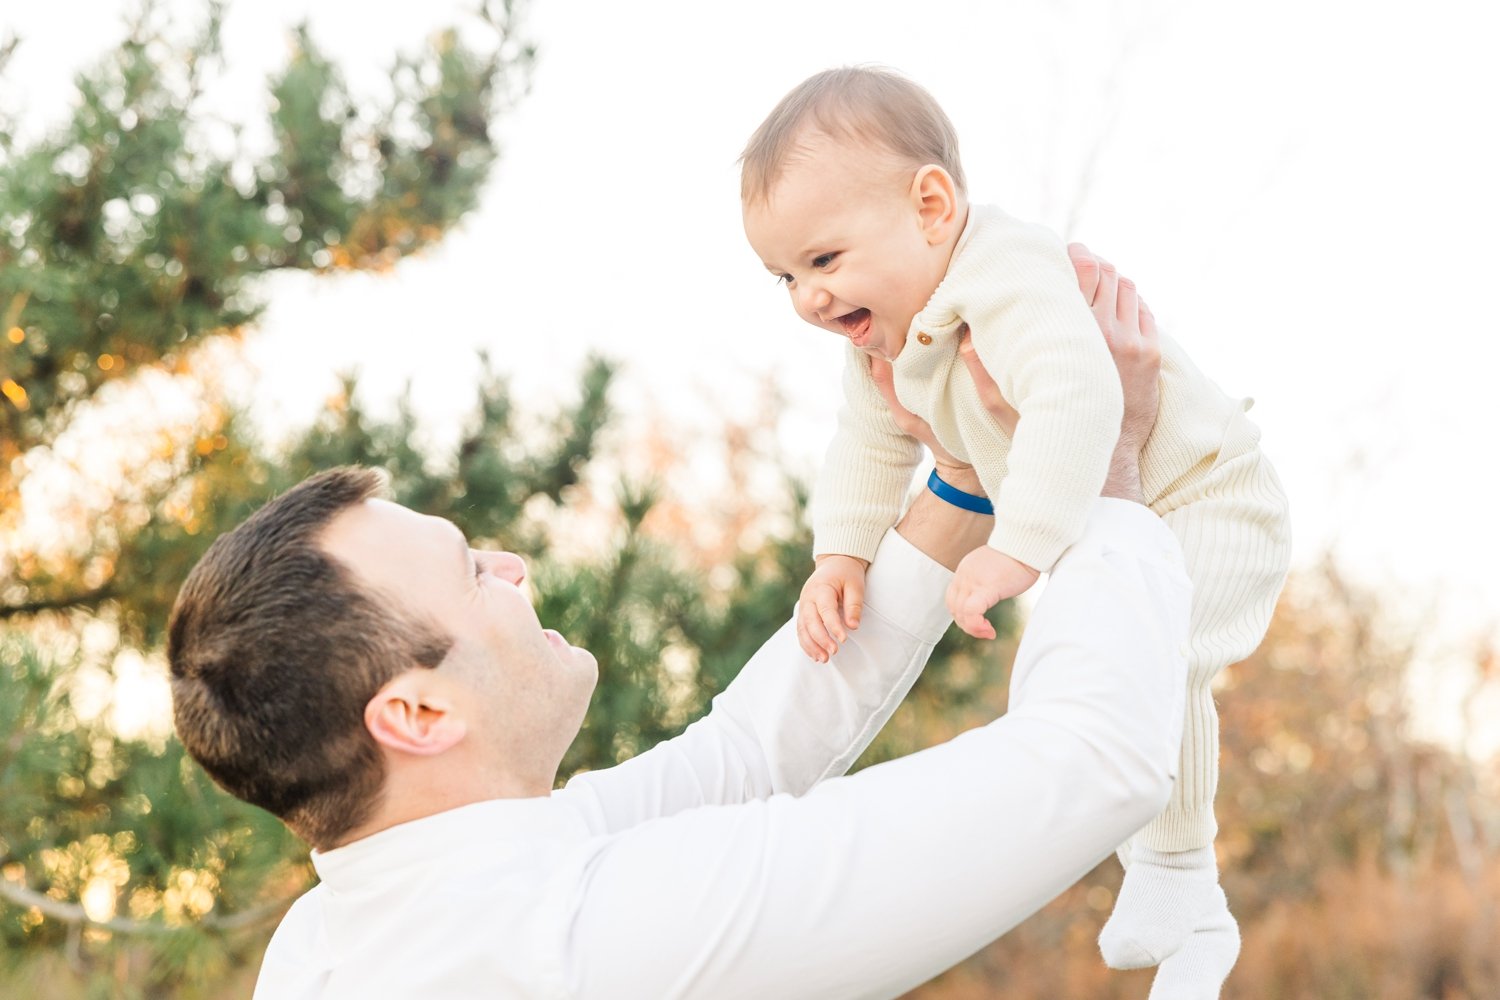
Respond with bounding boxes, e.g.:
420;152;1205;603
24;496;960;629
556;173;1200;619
569;644;599;683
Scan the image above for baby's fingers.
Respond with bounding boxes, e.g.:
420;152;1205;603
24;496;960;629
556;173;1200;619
958;613;996;640
843;575;864;630
815;588;848;650
958;590;997;640
945;581;987;640
799;586;843;662
796;608;825;661
945;579;963;623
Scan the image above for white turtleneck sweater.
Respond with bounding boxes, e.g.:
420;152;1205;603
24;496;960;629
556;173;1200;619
253;500;1189;999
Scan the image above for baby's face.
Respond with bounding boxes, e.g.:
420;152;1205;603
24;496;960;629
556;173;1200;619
742;140;948;362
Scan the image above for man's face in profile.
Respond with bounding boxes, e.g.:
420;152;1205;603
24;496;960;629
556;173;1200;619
319;498;598;777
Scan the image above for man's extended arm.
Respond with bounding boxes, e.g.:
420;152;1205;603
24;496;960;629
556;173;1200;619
556;485;990;835
559;238;1158;836
558;305;1153;836
566;499;1190;999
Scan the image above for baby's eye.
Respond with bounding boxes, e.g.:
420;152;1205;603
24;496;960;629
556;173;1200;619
812;252;838;269
775;273;795;287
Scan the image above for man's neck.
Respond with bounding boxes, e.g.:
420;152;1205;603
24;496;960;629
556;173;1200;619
332;766;554;849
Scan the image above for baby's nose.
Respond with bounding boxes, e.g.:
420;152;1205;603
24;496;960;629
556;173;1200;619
798;281;832;313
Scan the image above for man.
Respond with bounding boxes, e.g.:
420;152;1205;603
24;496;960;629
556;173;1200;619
168;249;1185;998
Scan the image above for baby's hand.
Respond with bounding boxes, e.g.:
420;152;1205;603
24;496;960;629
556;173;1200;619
798;554;869;663
947;546;1040;639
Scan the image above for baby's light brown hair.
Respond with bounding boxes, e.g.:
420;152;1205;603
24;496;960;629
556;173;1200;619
739;66;967;206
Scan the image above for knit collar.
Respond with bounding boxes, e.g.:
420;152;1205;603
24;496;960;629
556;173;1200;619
953;203;979;259
910;204;994;340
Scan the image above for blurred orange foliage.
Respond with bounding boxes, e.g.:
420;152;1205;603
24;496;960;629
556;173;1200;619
900;560;1500;999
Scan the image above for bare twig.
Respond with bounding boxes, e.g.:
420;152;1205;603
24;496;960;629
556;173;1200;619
0;34;17;77
0;584;116;621
0;867;290;937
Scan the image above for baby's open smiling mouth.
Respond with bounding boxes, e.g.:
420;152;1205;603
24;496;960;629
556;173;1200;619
836;308;872;343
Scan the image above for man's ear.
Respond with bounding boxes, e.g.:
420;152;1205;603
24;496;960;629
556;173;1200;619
364;670;467;756
910;164;961;245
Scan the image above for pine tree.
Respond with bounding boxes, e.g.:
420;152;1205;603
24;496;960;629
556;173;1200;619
0;3;554;993
0;5;1011;994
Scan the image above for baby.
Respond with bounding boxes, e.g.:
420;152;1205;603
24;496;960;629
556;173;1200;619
740;67;1291;998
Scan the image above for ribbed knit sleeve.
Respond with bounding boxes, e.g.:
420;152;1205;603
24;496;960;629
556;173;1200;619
942;209;1123;571
811;348;924;561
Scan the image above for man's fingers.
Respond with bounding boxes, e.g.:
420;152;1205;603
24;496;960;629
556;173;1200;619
958;344;1006;409
869;358;907;418
957;329;1019;433
1068;242;1100;305
1139;296;1158;339
1116;275;1139;328
1091;256;1118;332
870;355;927;437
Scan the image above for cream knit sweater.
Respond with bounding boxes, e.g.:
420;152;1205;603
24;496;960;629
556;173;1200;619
814;204;1247;571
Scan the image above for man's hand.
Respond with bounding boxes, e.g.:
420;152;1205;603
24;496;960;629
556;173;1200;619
947;546;1040;640
1068;243;1161;501
797;554;869;663
880;242;1162;602
868;356;981;471
874;243;1160;500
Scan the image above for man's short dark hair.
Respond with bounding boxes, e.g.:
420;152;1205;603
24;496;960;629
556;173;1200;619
167;467;451;850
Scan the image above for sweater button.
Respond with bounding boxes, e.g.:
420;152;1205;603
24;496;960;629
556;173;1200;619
916;331;933;345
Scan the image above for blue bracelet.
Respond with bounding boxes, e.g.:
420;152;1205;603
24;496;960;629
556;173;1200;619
926;469;994;515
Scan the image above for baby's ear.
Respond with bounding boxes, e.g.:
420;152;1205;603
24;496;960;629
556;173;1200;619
911;164;961;244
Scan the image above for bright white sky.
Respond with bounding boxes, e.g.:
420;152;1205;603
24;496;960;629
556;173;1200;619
5;0;1499;742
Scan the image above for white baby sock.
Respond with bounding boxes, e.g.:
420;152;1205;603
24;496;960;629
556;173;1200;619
1145;888;1241;1000
1098;845;1220;969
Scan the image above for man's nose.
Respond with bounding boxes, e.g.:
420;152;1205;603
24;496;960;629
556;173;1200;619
477;550;528;586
